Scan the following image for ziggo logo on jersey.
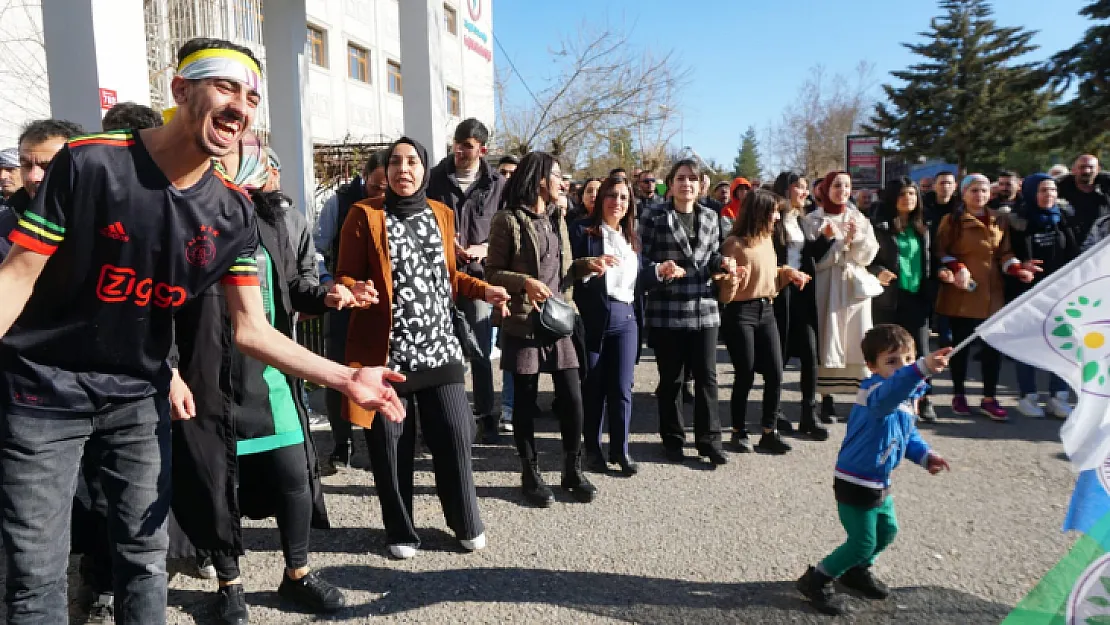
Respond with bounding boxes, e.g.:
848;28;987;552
96;265;187;308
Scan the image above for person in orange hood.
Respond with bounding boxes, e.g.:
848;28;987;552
720;177;753;221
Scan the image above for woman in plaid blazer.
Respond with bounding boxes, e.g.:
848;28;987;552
639;159;738;466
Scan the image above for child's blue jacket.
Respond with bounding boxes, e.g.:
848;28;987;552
834;360;933;489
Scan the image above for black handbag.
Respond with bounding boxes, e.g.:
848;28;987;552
509;209;575;340
532;294;575;339
398;218;483;360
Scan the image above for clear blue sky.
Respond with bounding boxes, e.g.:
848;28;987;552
492;0;1092;168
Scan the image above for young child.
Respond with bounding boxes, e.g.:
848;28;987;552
796;324;953;615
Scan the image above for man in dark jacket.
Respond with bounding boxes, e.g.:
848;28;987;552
1057;154;1110;246
922;170;960;347
426;118;505;441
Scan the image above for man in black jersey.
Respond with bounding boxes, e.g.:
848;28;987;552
0;38;404;625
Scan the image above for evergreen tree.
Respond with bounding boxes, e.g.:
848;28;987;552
732;126;762;180
863;0;1051;174
1047;0;1110;151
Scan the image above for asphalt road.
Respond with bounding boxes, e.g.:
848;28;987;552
56;344;1081;623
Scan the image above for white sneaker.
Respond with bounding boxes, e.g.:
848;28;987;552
498;412;514;433
1016;394;1045;418
459;532;486;551
1048;392;1073;419
195;557;217;580
388;544;418;559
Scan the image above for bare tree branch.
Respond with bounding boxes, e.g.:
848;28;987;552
495;23;691;171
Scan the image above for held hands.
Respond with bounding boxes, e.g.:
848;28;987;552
924;347;954;375
937;268;954;284
484;285;511;317
876;269;897;287
326;281;378;309
169;368;196;421
586;254;620;276
345;367;407;422
465;243;489;263
524;278;552;304
784;267;811;289
1015;259;1044;284
925;451;951;475
657;260;686;281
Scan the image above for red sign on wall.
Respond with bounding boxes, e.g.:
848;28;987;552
99;88;118;110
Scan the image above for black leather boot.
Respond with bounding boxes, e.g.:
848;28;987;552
798;401;830;440
520;457;554;508
561;449;598;503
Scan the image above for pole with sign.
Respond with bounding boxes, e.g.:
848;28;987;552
845;135;884;190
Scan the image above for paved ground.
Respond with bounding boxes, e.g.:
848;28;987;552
123;345;1076;623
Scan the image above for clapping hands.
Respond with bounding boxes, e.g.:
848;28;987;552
325;280;378;309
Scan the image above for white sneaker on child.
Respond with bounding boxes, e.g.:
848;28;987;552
1048;392;1073;419
1016;394;1045;418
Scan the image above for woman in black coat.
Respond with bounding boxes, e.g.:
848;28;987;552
868;176;935;421
770;172;833;441
170;188;361;622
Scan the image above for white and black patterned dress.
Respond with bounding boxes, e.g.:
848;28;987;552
385;209;464;387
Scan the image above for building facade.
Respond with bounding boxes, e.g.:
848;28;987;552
0;0;495;158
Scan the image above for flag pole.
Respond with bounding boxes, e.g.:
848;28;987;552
948;331;979;358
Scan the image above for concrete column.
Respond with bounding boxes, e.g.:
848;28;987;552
399;0;447;163
263;0;314;218
40;0;149;132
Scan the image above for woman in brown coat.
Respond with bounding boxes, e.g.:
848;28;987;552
486;151;610;508
935;174;1040;421
336;137;509;559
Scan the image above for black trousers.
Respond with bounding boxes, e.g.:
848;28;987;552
723;299;784;432
873;289;931;363
212;443;312;582
513;368;584;459
653;327;722;451
949;316;1000;397
366;382;483;546
774;283;818;409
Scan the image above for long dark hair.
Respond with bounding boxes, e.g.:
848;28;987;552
502;151;558;210
729;189;782;245
584;176;640;251
878;176;925;236
772;171;806;201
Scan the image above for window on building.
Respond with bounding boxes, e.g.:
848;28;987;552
307;25;328;68
444;4;458;35
447;87;461;117
387;60;403;95
348;44;370;83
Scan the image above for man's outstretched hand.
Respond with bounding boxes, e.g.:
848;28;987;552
344;367;407;421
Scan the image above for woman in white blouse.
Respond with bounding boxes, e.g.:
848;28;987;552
770;172;834;441
571;175;650;476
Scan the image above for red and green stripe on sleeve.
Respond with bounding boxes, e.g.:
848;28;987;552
9;211;65;255
221;255;260;286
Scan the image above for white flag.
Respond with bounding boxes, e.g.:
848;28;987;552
974;236;1110;471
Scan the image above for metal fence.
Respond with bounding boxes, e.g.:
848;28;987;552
295;315;328;358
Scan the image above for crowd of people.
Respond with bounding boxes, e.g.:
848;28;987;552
0;34;1106;624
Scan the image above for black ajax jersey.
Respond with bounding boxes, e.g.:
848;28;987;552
1;130;259;413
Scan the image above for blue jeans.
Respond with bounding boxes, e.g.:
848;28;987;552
1015;361;1068;397
459;295;495;416
0;397;171;625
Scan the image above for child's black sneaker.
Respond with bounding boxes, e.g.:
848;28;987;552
838;565;890;599
728;430;753;453
797;566;847;616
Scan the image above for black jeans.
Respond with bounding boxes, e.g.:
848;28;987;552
723;299;784;432
949;316;1000;397
366;382;483;546
653;327;722;451
211;443;313;581
513;368;584;459
0;398;171;625
873;289;930;362
775;283;818;409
